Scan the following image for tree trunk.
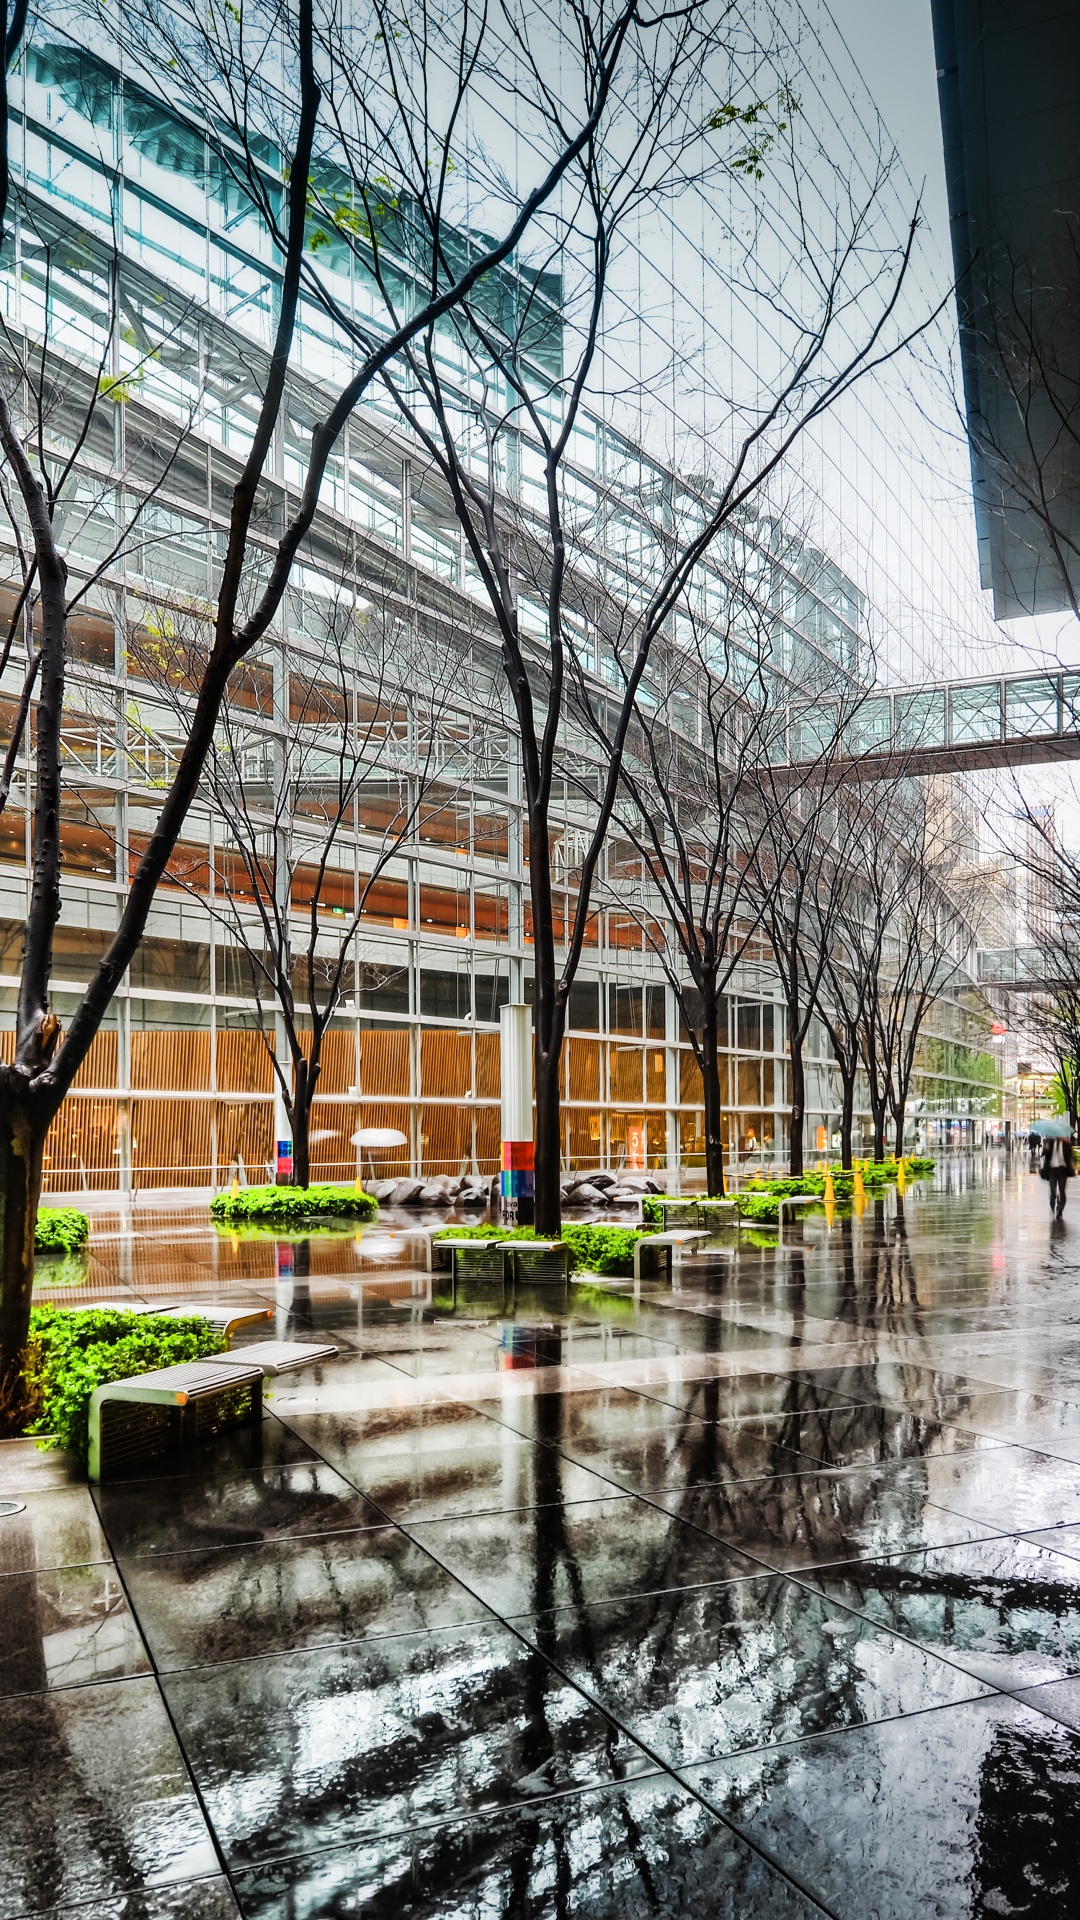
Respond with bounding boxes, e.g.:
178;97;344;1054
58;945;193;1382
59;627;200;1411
788;1027;805;1175
839;1066;855;1170
893;1104;906;1158
872;1108;886;1161
533;1037;561;1235
292;1099;310;1189
700;992;726;1197
0;1077;49;1413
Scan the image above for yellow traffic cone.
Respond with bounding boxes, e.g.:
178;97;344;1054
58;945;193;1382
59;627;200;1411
824;1169;835;1206
230;1172;240;1197
853;1163;865;1205
896;1158;907;1196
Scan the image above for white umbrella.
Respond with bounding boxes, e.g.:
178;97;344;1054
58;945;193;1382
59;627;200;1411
351;1125;409;1187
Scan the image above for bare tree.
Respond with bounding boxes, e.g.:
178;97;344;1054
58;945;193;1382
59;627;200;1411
277;0;937;1228
0;0;665;1398
594;569;787;1197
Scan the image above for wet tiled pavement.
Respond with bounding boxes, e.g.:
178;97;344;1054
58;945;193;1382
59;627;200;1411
5;1157;1080;1914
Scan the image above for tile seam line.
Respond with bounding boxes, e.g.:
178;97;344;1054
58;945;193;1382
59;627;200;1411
19;1866;229;1920
89;1434;285;1917
272;1408;839;1920
353;1401;1044;1706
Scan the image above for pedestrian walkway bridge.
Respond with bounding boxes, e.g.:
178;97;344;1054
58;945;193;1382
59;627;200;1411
783;665;1080;776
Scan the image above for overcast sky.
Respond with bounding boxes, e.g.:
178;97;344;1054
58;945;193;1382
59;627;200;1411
827;0;952;281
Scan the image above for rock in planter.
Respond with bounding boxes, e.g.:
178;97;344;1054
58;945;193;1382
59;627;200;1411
388;1178;425;1206
589;1172;617;1191
567;1181;606;1204
418;1183;453;1205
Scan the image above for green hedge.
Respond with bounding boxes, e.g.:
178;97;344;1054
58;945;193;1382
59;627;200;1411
210;1184;378;1224
434;1221;654;1277
35;1208;90;1254
24;1306;225;1460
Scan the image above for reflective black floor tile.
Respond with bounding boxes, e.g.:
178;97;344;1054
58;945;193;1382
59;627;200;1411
553;1429;816;1496
772;1403;1004;1470
0;1438;82;1494
94;1463;382;1558
473;1386;711;1445
0;1676;217;1914
918;1445;1080;1532
510;1575;988;1767
286;1402;510;1474
652;1459;1002;1570
100;1416;322;1485
627;1369;865;1421
807;1536;1080;1687
162;1625;650;1869
683;1694;1080;1920
121;1526;488;1669
1022;1522;1080;1561
230;1775;823;1919
34;1877;240;1917
1;1562;150;1695
406;1497;759;1613
347;1442;624;1523
0;1487;111;1575
1011;1676;1080;1732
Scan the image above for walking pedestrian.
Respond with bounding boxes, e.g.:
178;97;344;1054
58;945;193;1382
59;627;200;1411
1040;1133;1075;1217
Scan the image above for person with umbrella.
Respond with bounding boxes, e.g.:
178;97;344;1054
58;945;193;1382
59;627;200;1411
1034;1118;1076;1217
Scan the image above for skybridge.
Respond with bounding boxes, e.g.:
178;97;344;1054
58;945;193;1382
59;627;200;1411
782;665;1080;778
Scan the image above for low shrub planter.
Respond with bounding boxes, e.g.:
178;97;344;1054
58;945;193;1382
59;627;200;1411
35;1208;90;1255
434;1221;656;1278
24;1306;225;1460
210;1184;378;1225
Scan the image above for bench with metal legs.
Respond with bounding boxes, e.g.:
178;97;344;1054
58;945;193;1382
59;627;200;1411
87;1340;339;1480
88;1358;266;1482
633;1228;711;1286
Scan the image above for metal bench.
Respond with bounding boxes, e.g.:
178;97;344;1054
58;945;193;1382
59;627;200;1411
433;1237;506;1286
776;1194;819;1235
696;1198;743;1236
650;1197;704;1229
156;1305;273;1338
634;1228;711;1284
88;1357;265;1482
499;1239;570;1287
85;1303;273;1339
214;1339;339;1375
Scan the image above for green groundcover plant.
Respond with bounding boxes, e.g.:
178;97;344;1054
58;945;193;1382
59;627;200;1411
210;1184;378;1224
434;1221;655;1276
24;1306;224;1460
34;1208;90;1254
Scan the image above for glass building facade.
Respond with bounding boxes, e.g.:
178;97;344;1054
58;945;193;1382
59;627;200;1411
0;23;1001;1190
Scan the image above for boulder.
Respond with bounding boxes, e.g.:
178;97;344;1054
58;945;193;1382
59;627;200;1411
387;1178;424;1206
368;1179;397;1201
418;1182;452;1205
568;1181;605;1204
589;1172;617;1191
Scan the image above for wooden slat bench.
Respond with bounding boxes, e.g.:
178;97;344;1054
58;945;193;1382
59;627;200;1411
88;1358;265;1482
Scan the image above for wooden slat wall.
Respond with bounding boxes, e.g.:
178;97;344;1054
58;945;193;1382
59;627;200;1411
420;1029;471;1099
132;1030;211;1091
420;1103;473;1172
217;1030;274;1092
133;1098;213;1186
42;1097;120;1189
358;1030;410;1098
